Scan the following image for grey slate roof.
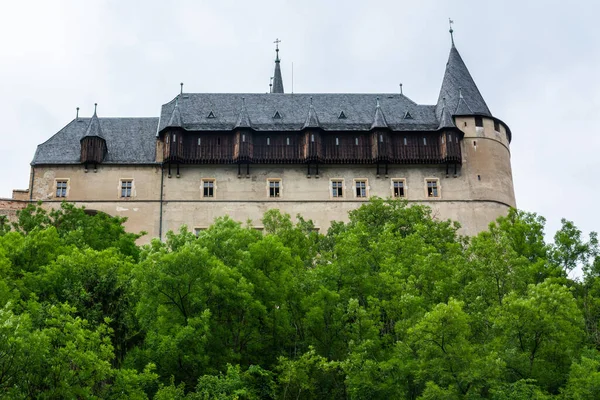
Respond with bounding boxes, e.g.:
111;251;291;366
234;98;252;129
371;99;389;129
34;43;511;165
32;118;159;165
82;110;105;139
302;100;320;129
158;93;438;133
436;45;491;120
166;97;183;128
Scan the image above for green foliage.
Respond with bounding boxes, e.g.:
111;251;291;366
1;200;599;398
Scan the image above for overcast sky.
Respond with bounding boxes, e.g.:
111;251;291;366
1;0;599;245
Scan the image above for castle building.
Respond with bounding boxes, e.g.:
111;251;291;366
5;35;516;241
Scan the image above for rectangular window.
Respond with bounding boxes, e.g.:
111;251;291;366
392;179;406;198
335;137;339;146
404;137;407;145
197;138;201;145
331;180;343;198
56;180;68;198
423;137;427;145
287;137;290;145
202;179;215;198
194;227;207;236
242;134;246;142
268;179;281;198
121;180;133;198
475;116;483;127
355;137;359;145
355;180;367;198
494;120;500;132
426;179;439;198
267;137;270;145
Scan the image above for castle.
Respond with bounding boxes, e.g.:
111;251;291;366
2;34;516;242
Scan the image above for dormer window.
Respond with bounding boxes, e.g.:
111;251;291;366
404;111;413;120
207;111;216;119
273;111;282;119
338;111;347;119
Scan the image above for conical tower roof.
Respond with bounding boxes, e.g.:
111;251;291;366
371;98;389;129
436;44;491;120
82;104;104;140
272;41;284;93
234;98;252;129
167;97;183;128
302;98;320;129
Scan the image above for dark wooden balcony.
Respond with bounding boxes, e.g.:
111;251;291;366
162;130;462;165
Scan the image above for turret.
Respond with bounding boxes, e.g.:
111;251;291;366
80;103;107;171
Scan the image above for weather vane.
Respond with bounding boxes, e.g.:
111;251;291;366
448;18;455;45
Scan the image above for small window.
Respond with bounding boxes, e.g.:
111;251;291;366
197;138;201;146
194;227;207;236
404;111;413;119
355;180;367;198
207;111;216;119
426;179;439;198
202;179;215;198
242;134;246;142
173;134;176;142
331;180;343;198
392;179;406;198
379;134;383;143
335;137;339;146
121;180;133;198
273;111;282;119
475;116;483;127
494;120;500;132
403;137;407;145
56;180;68;198
423;137;427;145
448;134;452;142
311;134;315;143
268;179;281;198
267;137;270;146
355;138;359;146
338;111;347;119
286;137;290;145
442;136;445;144
166;136;169;144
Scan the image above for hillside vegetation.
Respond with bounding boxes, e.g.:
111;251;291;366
0;200;599;399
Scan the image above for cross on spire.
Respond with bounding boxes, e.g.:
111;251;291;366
274;38;281;50
448;18;455;46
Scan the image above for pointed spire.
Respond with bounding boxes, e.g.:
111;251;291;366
167;96;183;128
83;103;104;138
371;97;388;129
302;97;320;129
234;97;252;129
436;43;491;121
271;38;284;93
437;97;456;130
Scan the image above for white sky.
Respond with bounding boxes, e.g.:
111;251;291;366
1;0;599;243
